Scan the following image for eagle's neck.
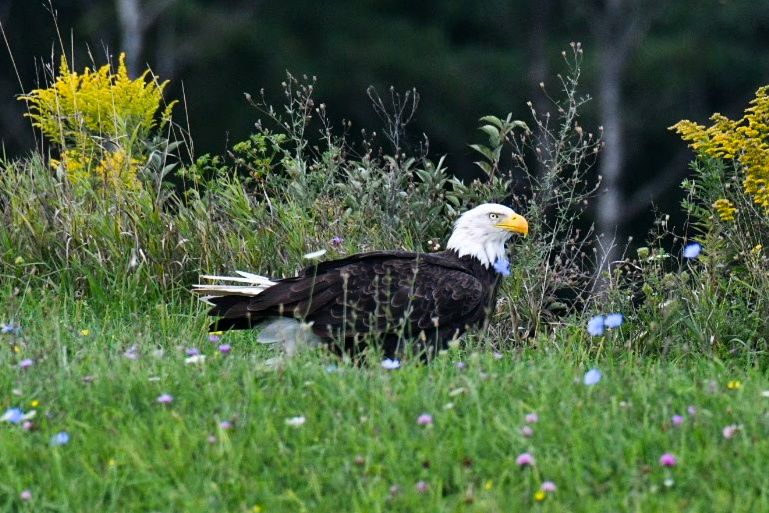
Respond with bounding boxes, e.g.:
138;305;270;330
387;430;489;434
446;229;508;269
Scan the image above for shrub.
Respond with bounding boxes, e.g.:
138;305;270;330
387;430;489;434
607;85;769;359
19;53;176;190
3;49;601;353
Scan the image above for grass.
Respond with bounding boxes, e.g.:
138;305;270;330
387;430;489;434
2;286;768;512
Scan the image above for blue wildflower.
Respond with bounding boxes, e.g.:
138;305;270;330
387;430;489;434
1;322;20;335
493;257;511;277
381;358;401;370
604;313;624;329
1;407;24;424
50;432;70;446
583;368;603;385
587;315;605;336
683;242;702;259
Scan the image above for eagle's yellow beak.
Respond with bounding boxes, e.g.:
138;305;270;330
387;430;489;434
497;213;529;236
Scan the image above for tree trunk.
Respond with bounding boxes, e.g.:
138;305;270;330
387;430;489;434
116;0;144;77
527;0;551;181
596;46;624;271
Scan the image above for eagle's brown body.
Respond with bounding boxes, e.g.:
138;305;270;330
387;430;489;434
196;203;528;358
207;250;501;356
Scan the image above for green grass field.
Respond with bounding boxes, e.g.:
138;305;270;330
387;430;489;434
2;287;767;512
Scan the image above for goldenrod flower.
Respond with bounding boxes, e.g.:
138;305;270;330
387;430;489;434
671;86;769;212
712;198;737;221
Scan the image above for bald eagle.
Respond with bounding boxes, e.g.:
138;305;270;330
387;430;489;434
193;203;528;357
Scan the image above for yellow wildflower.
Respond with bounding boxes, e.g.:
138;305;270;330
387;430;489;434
534;490;546;502
712;198;737;222
19;52;176;191
483;480;493;491
251;506;263;513
727;380;743;390
30;400;40;408
751;244;763;256
79;329;90;336
671;85;769;211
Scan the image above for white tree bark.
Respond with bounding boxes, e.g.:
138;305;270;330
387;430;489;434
592;0;652;284
116;0;144;76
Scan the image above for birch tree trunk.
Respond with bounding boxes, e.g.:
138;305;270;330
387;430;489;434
116;0;144;77
591;0;652;286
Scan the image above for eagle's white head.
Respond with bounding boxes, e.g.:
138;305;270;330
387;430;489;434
446;203;528;268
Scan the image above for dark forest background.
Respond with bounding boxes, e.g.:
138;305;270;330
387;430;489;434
1;0;768;243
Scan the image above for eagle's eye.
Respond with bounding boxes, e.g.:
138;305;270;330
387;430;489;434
488;213;499;221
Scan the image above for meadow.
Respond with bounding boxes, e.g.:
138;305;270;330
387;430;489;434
2;287;769;512
2;48;769;511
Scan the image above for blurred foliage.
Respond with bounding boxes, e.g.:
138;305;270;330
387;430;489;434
2;0;769;238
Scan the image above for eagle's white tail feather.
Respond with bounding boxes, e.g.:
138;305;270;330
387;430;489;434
192;271;277;299
192;284;270;296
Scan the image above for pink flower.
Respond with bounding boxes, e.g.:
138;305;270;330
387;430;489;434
659;453;677;467
208;334;220;343
22;420;33;431
417;413;433;426
541;481;557;492
520;425;534;437
18;359;34;369
219;420;233;430
722;424;739;439
671;414;684;427
687;405;697;416
156;393;173;404
516;452;535;467
525;412;539;424
19;490;32;501
415;480;429;493
218;344;231;354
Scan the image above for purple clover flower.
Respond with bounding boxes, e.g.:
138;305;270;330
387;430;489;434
659;453;677;467
541;481;557;492
516;452;535;467
417;413;433;426
157;393;174;404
